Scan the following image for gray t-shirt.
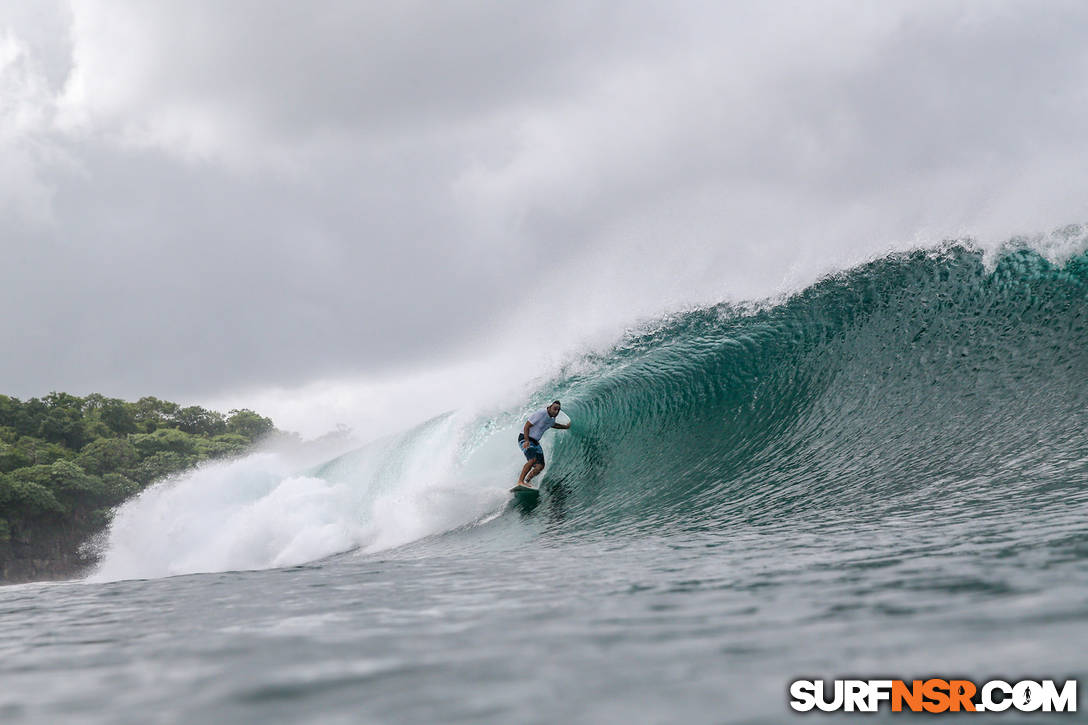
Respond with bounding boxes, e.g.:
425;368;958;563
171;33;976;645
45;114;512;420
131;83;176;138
526;409;557;441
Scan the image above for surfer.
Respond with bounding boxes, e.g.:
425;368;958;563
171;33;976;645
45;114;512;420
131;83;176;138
515;400;570;489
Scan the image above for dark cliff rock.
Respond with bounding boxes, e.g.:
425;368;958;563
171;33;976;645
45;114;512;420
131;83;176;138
0;519;98;584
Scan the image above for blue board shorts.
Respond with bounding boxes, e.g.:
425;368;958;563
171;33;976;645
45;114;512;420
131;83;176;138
518;434;544;465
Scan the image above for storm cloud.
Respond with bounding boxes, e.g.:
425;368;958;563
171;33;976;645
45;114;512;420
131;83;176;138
3;1;1088;412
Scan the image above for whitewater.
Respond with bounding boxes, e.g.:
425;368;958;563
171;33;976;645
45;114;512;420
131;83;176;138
2;236;1086;723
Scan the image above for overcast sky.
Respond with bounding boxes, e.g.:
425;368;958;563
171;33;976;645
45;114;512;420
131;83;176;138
3;1;1088;431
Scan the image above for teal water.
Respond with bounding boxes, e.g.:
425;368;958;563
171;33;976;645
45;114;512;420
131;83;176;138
1;243;1086;723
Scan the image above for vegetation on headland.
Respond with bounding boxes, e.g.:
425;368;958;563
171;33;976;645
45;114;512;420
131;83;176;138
0;392;278;582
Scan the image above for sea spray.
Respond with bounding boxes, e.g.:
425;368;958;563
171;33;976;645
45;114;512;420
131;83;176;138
90;410;518;581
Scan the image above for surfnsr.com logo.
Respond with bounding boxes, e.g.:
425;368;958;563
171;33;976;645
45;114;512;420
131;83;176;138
789;679;1077;713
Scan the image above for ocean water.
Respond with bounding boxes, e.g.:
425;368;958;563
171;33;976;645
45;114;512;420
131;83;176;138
2;243;1087;723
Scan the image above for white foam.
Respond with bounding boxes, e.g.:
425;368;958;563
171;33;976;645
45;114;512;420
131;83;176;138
89;409;524;582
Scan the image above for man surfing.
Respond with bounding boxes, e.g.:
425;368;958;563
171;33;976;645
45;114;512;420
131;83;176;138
514;400;570;489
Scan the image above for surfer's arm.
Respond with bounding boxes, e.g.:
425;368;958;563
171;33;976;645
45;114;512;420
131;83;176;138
553;422;571;430
521;420;533;445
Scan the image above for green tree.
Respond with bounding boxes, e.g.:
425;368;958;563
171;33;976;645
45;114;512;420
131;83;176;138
13;436;71;466
132;397;179;432
197;433;251;459
130;428;200;458
127;451;197;486
83;395;138;435
0;390;281;581
15;397;46;437
0;473;65;516
11;460;98;496
0;396;24;431
174;406;227;436
99;472;141;501
44;392;84;411
36;393;90;449
227;409;275;441
0;443;31;473
77;438;139;475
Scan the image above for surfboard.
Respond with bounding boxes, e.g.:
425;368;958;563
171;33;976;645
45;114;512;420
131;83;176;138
509;484;540;511
509;484;539;498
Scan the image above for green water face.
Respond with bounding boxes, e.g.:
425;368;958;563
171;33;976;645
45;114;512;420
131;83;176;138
540;246;1088;536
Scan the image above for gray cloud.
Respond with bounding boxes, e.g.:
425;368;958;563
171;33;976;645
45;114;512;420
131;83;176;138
2;1;1088;406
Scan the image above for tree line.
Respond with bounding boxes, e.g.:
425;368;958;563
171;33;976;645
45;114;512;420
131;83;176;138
0;392;277;556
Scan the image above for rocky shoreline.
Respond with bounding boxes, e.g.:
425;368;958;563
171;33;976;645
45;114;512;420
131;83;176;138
0;523;98;585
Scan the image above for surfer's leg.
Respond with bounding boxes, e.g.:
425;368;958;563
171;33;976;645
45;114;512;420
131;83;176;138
520;441;545;485
517;460;535;485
